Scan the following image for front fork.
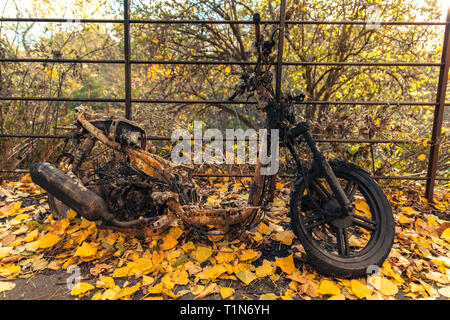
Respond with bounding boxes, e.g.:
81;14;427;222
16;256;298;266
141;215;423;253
290;122;354;217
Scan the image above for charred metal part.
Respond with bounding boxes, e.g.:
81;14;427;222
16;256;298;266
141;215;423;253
30;162;115;223
72;136;96;173
31;110;260;235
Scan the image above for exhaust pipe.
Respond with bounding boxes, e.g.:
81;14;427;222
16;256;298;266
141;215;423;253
30;162;115;223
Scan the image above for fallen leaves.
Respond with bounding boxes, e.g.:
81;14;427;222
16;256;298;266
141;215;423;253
70;282;94;297
441;228;450;242
220;287;234;298
195;246;212;263
0;175;448;301
256;259;276;278
276;254;297;274
235;269;257;285
0;281;16;293
350;279;373;299
273;230;296;246
317;279;341;296
38;233;61;249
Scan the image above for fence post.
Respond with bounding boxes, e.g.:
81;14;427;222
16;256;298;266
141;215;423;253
275;0;287;102
268;0;287;202
124;0;132;120
425;8;450;202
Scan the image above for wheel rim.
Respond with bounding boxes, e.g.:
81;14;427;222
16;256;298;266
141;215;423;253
293;170;382;261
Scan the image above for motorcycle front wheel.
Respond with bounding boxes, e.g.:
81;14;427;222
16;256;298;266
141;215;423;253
289;161;395;278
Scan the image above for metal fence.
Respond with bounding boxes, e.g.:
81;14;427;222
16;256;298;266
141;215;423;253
0;0;448;201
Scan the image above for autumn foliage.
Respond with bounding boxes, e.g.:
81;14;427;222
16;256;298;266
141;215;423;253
0;174;449;300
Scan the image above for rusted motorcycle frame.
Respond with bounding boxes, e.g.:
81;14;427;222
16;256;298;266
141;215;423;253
30;13;395;278
31;109;261;235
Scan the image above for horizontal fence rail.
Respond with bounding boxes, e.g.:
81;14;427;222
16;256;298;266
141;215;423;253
0;58;443;67
0;0;448;202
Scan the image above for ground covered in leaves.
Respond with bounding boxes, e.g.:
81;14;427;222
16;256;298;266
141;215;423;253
0;174;449;300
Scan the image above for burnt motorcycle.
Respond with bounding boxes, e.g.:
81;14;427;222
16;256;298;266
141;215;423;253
30;13;394;278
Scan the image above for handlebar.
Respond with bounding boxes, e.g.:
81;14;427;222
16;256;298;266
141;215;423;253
227;13;276;102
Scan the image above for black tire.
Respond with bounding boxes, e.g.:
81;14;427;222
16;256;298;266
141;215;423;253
289;161;394;278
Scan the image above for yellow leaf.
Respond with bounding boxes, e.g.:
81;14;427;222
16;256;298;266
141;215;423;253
0;247;13;259
115;283;140;300
195;246;212;263
190;284;205;295
397;212;410;224
0;281;16;293
142;275;154;286
355;200;371;217
96;276;115;289
129;258;154;276
350;279;373;299
252;232;263;242
441;228;450;242
276;254;296;274
317;280;341;296
281;288;294;300
181;241;195;252
272;198;286;207
79;218;96;229
259;222;269;234
259;293;277;300
256;259;275;278
238;249;258;261
70;282;94;296
161;234;178;250
300;280;319;297
203;264;228;280
74;241;98;258
23;229;39;242
235;269;257;285
368;276;398;296
274;230;296;245
401;207;415;215
112;266;131;278
438;286;450;298
161;273;175;290
194;283;219;299
215;251;236;264
152;250;164;266
417;154;426;161
5;201;21;216
91;291;103;300
224;66;231;74
0;264;21;278
219;287;234;299
38;233;61;249
13;213;29;221
172;269;189;285
286;270;307;284
328;294;345;300
67;209;77;219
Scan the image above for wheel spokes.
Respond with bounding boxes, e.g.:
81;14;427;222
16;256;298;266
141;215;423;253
352;213;377;231
304;215;327;231
299;175;379;258
310;180;331;199
335;227;350;257
344;179;358;201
